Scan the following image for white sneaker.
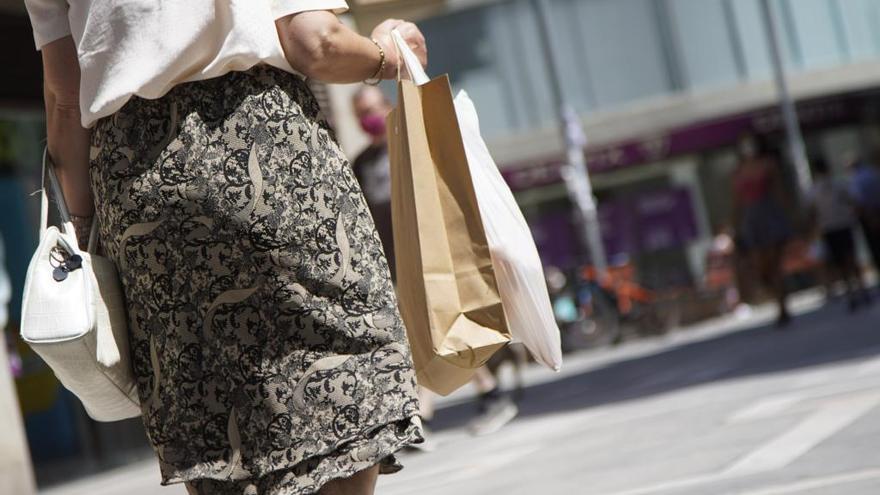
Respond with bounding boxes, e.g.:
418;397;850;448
468;398;518;436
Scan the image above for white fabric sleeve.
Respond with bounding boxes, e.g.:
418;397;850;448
24;0;72;50
272;0;349;19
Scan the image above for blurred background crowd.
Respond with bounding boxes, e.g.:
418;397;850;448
3;0;880;493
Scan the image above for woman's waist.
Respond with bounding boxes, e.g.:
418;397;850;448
91;62;311;131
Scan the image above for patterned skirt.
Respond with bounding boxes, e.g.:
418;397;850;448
89;66;422;494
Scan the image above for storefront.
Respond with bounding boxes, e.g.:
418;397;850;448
505;89;880;294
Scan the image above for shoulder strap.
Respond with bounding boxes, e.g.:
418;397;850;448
42;146;99;254
39;147;50;234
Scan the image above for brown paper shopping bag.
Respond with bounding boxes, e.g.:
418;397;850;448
389;74;510;396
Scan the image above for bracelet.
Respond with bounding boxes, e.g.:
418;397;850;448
364;38;386;86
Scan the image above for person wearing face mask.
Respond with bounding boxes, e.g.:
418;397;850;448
352;86;396;276
731;133;794;327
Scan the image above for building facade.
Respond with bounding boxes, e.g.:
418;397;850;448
345;0;880;289
2;0;880;485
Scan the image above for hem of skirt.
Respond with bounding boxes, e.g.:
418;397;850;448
309;417;423;490
157;412;423;487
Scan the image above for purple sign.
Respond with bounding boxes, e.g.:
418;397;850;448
501;94;862;192
529;210;579;269
528;187;700;267
600;187;699;258
632;188;699;253
502;160;566;192
598;199;637;259
586;97;855;174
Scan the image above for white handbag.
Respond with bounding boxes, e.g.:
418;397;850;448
20;148;140;422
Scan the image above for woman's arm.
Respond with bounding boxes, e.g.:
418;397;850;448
41;36;93;220
275;11;426;83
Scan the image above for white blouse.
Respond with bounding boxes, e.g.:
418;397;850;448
24;0;349;127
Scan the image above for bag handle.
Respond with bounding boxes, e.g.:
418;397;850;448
41;146;99;254
391;29;430;86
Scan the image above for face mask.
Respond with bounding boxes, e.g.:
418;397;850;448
359;113;387;137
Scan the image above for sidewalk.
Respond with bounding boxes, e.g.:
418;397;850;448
37;290;829;494
434;288;827;409
40;458;181;495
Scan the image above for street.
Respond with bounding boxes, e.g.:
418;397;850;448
42;292;880;495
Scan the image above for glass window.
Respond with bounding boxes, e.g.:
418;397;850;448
418;1;558;137
786;0;846;68
729;0;771;78
419;8;514;137
667;0;741;89
837;0;880;61
570;0;672;109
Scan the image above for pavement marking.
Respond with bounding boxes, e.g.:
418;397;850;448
734;467;880;495
604;392;880;495
857;356;880;377
727;395;802;423
603;473;722;495
723;392;880;476
791;367;840;388
726;375;880;424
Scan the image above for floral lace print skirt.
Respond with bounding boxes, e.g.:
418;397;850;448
89;66;422;494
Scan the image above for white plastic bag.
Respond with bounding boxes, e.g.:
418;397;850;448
391;29;563;371
454;93;563;371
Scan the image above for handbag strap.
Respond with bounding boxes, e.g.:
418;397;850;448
41;146;100;254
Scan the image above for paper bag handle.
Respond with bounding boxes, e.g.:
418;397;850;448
391;29;430;86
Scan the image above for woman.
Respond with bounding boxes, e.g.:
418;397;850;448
25;2;427;494
731;133;793;326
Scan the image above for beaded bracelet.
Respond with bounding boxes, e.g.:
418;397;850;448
364;38;386;86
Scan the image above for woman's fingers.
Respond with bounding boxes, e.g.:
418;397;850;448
397;22;428;67
398;22;424;47
371;18;428;74
372;18;405;38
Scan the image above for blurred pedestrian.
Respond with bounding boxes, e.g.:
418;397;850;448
808;158;869;310
705;227;741;314
848;155;880;276
467;366;519;436
24;1;430;493
352;86;397;277
731;134;793;326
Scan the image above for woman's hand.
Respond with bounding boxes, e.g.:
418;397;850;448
276;11;427;84
370;19;427;79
